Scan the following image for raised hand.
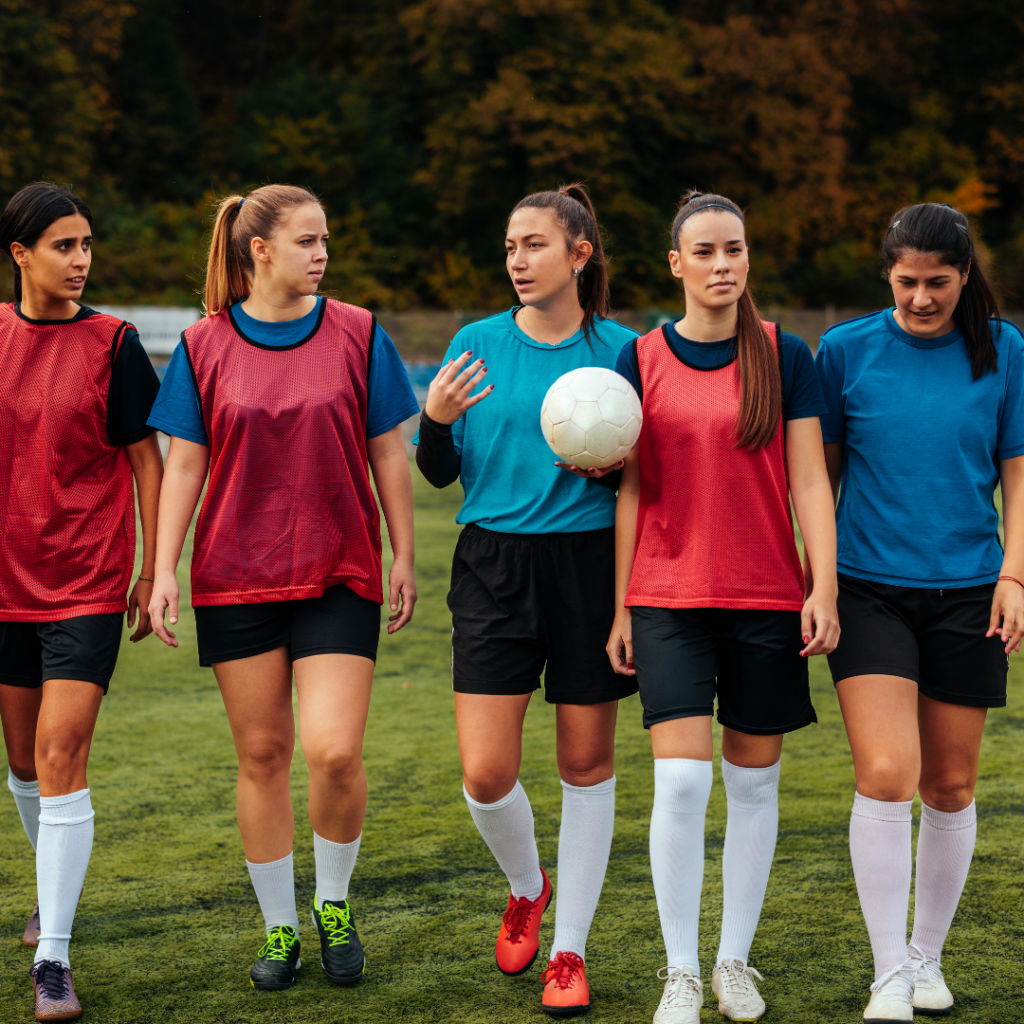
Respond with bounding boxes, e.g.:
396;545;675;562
424;351;493;425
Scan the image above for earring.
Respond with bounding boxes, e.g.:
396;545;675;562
574;267;581;279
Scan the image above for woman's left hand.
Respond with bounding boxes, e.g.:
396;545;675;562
127;577;154;642
387;557;417;634
555;459;624;480
800;587;840;657
987;579;1024;653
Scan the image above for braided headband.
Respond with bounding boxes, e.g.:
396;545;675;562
673;203;743;245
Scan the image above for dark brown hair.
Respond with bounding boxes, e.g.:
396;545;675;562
509;182;610;346
204;184;322;315
0;183;92;302
883;203;999;379
671;190;780;450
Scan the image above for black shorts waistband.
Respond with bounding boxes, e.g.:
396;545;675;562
461;522;615;545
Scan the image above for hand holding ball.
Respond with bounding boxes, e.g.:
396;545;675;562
541;367;643;470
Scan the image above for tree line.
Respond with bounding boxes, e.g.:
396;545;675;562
2;0;1022;310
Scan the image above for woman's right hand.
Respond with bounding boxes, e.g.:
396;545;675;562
424;351;493;425
606;608;635;675
149;569;181;648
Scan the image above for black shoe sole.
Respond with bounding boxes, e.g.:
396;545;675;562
322;958;365;986
250;977;297;991
542;1001;591;1017
913;1008;953;1018
496;885;553;977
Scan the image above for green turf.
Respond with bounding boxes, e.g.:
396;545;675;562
2;465;1023;1022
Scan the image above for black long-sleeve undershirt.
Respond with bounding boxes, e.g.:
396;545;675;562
414;409;622;492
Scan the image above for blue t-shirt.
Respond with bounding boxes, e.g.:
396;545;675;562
614;321;827;421
816;309;1024;588
413;309;639;534
148;297;419;444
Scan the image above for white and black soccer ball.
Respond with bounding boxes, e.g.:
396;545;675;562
540;367;643;470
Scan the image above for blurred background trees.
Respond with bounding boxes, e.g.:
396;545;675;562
2;0;1022;310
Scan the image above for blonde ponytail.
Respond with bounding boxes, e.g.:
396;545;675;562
202;184;322;316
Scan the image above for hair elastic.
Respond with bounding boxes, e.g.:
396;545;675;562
673;203;743;245
237;198;245;210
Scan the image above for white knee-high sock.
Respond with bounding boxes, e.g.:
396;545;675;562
716;759;780;965
247;852;300;935
35;789;94;968
850;792;912;979
464;780;544;901
909;801;976;964
549;776;616;960
8;770;40;851
650;759;714;976
314;831;361;908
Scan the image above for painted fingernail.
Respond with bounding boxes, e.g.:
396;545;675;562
803;635;810;643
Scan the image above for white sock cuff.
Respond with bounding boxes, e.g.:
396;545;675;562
246;851;294;874
852;792;912;823
921;800;976;831
560;775;616;796
653;758;713;807
463;779;524;812
38;789;93;826
8;770;39;798
721;758;780;807
313;830;362;852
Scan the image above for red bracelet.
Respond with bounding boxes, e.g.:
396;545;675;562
997;575;1024;588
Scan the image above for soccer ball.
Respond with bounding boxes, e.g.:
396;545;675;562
540;367;643;470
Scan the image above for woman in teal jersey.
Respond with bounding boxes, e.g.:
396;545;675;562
415;184;636;1016
815;202;1024;1022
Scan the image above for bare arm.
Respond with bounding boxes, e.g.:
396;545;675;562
368;424;417;633
126;432;164;642
787;418;840;657
149;436;210;647
605;447;640;675
989;454;1024;652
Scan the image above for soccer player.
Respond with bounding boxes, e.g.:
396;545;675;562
415;184;637;1016
814;203;1024;1022
606;191;839;1024
0;182;163;1022
147;184;419;991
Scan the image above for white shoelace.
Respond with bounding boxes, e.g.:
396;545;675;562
657;966;702;1009
907;945;944;993
869;959;916;1000
716;958;765;1000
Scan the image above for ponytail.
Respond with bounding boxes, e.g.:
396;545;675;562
883;203;999;379
671;190;781;450
509;182;610;347
0;183;91;303
203;183;322;316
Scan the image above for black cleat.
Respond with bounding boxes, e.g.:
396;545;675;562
249;925;301;990
312;898;365;985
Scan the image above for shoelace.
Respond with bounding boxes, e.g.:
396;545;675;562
716;958;765;998
318;902;354;947
657;966;702;1008
258;925;298;962
907;945;943;991
31;960;69;1000
869;959;916;997
502;896;536;942
542;951;585;989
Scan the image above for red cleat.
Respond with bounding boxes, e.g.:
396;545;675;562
542;951;591;1016
495;867;552;975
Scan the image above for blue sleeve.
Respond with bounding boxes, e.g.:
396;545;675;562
146;342;209;445
367;324;420;439
615;340;637;390
781;332;828;421
814;337;846;443
998;325;1024;459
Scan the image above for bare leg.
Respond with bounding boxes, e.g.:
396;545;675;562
34;681;103;796
918;696;987;811
455;691;532;802
0;684;42;782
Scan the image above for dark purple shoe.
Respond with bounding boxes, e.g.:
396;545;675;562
22;903;40;947
30;959;82;1021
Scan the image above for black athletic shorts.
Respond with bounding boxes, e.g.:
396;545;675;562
0;615;123;693
630;606;816;733
448;523;637;705
194;583;380;667
827;573;1008;708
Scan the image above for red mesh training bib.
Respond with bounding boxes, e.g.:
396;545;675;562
185;299;383;606
626;324;804;611
0;304;135;621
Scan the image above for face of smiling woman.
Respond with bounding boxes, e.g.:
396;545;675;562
888;251;969;338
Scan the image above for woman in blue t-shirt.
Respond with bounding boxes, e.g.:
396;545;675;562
815;202;1024;1022
415;183;637;1017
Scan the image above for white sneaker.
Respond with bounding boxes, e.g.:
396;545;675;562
863;961;915;1023
911;956;954;1016
712;958;766;1021
653;966;704;1024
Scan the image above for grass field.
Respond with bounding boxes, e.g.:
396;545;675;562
1;465;1023;1022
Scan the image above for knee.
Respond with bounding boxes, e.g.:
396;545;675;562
7;759;37;783
856;755;918;803
920;774;975;813
307;746;363;788
239;737;293;782
462;765;518;805
558;756;612;789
